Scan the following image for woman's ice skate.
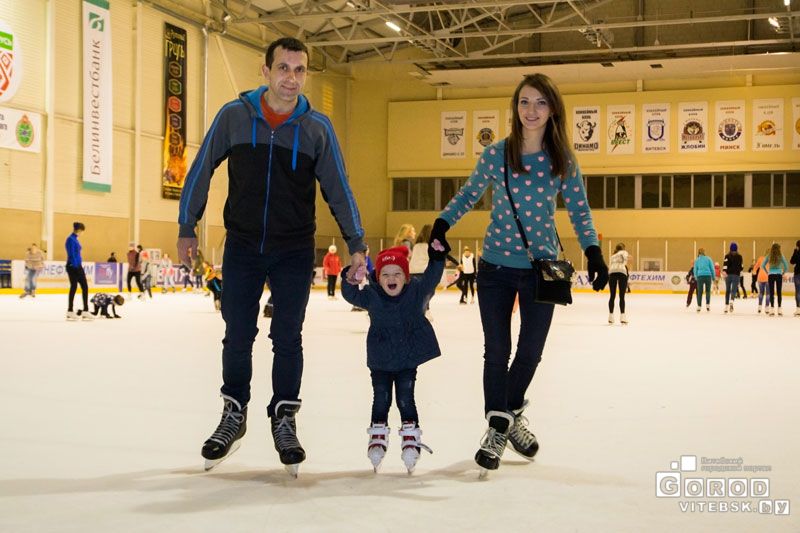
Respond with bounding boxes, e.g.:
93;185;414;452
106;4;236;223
399;422;432;475
366;423;390;472
507;400;539;461
475;411;513;479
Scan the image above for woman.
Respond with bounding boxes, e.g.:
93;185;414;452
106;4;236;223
762;243;789;316
21;243;45;298
428;73;608;475
65;222;92;320
460;247;477;304
693;248;715;312
791;240;800;317
608;243;630;324
393;224;416;251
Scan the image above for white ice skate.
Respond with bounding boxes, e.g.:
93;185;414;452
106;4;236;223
399;422;432;475
66;311;79;321
366;423;390;472
608;313;614;324
620;313;628;324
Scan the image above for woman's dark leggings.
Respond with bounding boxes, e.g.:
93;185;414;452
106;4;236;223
608;272;628;313
767;274;783;307
67;265;88;312
326;274;337;296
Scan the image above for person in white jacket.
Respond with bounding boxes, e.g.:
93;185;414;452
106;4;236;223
161;253;176;293
607;243;630;324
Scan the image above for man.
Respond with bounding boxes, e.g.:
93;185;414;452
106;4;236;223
126;243;144;297
177;37;366;476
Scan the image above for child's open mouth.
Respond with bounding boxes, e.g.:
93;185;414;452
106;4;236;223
388;283;397;290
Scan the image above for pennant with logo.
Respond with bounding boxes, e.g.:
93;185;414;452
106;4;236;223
162;23;188;200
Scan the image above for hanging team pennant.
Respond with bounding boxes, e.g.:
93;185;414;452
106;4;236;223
161;23;188;200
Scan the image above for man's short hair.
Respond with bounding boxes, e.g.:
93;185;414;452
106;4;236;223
265;37;308;68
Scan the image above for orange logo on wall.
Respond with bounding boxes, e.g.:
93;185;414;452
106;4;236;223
757;120;776;135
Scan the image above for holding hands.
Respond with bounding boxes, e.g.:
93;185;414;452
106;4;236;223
585;245;609;291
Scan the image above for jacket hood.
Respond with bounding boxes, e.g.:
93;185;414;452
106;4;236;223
239;87;310;123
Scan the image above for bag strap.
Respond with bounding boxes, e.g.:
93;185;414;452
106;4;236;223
502;142;564;263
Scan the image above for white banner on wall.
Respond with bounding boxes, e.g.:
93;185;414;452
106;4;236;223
572;106;600;153
752;98;784;151
504;108;513;137
714;100;745;152
0;106;40;152
793;97;800;150
472;110;499;157
641;103;670;153
440;111;466;159
678;101;708;152
606;104;634;155
82;0;113;192
0;20;23;103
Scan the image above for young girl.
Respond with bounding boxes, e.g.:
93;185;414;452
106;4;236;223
161;253;176;293
608;243;630;324
340;244;446;474
693;249;715;312
90;293;125;318
428;73;608;476
393;224;416;251
753;248;770;313
762;243;789;316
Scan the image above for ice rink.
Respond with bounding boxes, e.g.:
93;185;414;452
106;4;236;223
1;288;798;532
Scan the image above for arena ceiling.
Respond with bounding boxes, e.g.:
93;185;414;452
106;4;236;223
148;0;800;84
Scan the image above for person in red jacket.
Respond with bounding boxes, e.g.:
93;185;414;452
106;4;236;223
323;245;342;299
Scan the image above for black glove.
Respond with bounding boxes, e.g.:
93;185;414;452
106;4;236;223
585;245;609;291
427;234;451;261
428;218;450;257
177;224;198;268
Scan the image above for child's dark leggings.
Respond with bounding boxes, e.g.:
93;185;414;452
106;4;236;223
370;368;418;424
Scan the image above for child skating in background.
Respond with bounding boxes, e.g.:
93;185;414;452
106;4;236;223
340;242;448;473
90;293;125;318
205;263;223;311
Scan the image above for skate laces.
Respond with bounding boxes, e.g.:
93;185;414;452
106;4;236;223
273;415;301;450
208;402;245;446
509;414;536;447
479;426;508;457
399;426;433;454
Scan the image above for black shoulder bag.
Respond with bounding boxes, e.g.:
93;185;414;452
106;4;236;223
502;147;575;305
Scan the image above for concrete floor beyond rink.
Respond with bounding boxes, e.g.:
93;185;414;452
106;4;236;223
0;288;798;532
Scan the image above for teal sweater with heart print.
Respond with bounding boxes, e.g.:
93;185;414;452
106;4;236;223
439;139;599;269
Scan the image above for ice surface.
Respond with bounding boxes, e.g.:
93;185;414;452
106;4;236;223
0;289;797;532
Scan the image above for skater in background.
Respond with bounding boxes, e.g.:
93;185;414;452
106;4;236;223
20;243;45;299
459;246;477;304
712;262;721;295
160;253;176;293
762;243;789;316
607;242;630;324
693;248;715;312
791;240;800;317
748;259;758;296
753;248;770;314
126;243;144;297
107;252;117;263
322;245;342;299
722;242;743;314
409;224;459;318
65;222;92;321
140;250;157;299
193;250;205;293
429;73;608;476
176;37;367;475
180;262;195;291
393;223;416;252
206;266;223;311
90;293;125;318
685;264;697;307
340;244;446;473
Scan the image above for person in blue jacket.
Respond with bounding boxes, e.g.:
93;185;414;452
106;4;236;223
65;222;92;321
176;37;367;475
341;243;447;474
693;248;716;312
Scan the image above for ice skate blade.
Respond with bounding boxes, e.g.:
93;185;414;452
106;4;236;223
508;446;537;462
285;464;299;478
203;441;241;471
478;468;489;479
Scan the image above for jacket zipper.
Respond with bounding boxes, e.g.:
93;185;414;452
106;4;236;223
260;129;274;254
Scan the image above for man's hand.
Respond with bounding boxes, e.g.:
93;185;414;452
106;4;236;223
346;251;366;285
177;237;197;268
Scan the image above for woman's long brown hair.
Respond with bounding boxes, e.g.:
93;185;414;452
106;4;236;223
507;73;573;179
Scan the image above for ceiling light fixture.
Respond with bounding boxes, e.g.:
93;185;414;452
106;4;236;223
385;21;402;32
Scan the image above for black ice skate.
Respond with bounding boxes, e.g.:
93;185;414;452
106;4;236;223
475;410;514;479
507;400;539;461
201;395;247;471
271;400;305;477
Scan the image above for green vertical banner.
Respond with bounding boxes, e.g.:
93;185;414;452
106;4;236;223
161;22;187;200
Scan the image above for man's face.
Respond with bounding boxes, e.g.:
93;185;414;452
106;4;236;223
262;46;308;106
